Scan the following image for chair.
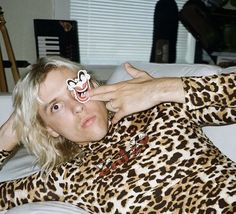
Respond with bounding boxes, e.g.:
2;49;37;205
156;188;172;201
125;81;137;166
0;7;20;92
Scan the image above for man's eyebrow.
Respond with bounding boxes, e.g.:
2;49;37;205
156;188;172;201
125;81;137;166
41;98;57;112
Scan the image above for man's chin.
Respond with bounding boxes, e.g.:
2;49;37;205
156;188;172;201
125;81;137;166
94;130;108;141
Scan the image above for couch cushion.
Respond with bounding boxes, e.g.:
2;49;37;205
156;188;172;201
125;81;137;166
107;61;222;84
0;93;13;126
5;201;88;214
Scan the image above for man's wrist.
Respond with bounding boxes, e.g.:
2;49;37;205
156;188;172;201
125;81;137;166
153;77;185;105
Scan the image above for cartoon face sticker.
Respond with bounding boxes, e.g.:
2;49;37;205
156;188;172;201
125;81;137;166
66;70;91;103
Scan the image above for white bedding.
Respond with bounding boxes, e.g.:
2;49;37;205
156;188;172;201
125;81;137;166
1;62;236;213
1;202;88;214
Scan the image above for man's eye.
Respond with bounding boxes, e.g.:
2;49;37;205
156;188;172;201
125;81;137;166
51;103;62;112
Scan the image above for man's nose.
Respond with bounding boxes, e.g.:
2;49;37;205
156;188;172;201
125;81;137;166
70;99;84;114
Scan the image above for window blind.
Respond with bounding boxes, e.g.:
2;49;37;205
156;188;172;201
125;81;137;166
70;0;194;65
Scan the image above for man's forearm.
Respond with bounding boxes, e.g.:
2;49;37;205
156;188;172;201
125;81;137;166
152;77;185;106
0;113;19;151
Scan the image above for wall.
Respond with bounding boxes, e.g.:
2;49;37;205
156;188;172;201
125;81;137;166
0;0;69;91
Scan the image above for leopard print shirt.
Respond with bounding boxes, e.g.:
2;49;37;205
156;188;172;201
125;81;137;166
0;73;236;213
0;150;12;170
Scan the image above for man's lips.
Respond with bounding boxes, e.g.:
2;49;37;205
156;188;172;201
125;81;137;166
81;115;96;128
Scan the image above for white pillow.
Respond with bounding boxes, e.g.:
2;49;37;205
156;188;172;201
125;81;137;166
4;201;88;214
107;61;221;84
0;146;39;182
221;66;236;74
0;94;13;126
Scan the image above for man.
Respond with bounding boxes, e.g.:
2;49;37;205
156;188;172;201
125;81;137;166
0;57;235;213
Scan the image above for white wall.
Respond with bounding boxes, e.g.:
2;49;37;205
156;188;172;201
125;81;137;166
0;0;69;91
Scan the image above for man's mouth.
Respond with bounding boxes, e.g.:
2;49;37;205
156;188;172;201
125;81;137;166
81;115;96;128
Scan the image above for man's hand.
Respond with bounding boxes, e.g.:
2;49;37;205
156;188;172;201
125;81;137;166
90;63;185;123
0;113;19;151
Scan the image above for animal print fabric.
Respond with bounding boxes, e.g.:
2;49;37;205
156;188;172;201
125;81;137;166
0;73;236;213
0;150;12;169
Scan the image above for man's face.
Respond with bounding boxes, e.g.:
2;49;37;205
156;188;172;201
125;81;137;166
38;67;108;144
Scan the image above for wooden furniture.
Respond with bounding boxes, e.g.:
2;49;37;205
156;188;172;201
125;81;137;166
0;7;20;92
179;1;236;65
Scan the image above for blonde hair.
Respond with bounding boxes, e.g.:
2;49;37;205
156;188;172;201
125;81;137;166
13;56;88;173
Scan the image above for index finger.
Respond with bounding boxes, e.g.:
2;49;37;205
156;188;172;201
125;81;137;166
125;63;153;79
90;89;119;101
89;84;117;97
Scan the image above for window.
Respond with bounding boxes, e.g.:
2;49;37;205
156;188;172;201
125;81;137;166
70;0;194;65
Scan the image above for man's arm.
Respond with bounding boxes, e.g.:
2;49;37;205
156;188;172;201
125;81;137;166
182;72;236;126
182;72;236;110
0;113;19;167
90;63;185;123
90;63;235;125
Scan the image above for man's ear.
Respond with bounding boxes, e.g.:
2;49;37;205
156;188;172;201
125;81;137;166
46;126;60;138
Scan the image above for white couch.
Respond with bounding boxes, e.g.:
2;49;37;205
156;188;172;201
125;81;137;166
0;62;235;214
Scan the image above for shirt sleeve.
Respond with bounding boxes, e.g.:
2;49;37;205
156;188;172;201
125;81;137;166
0;150;12;169
0;162;72;211
181;72;236;126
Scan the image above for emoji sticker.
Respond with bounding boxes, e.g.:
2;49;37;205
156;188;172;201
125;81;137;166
66;70;91;103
